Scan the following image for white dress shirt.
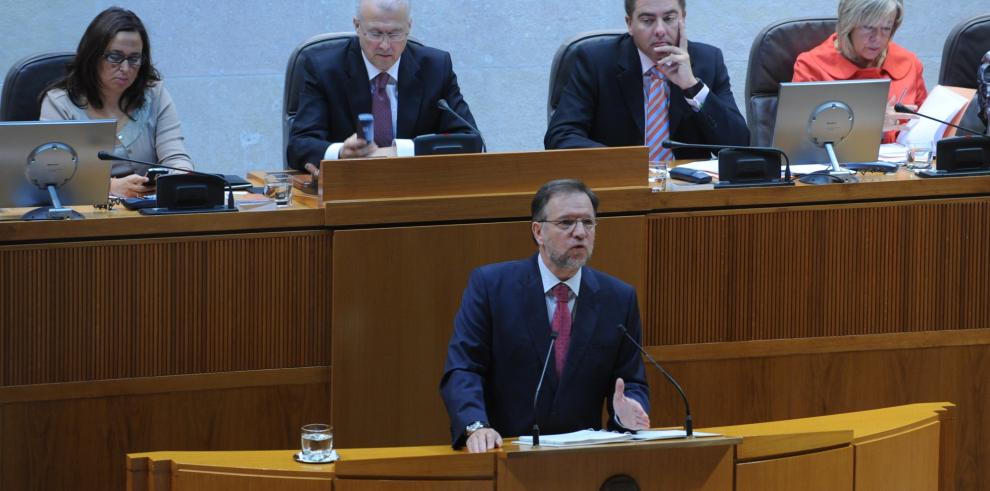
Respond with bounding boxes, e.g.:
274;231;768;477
537;253;582;321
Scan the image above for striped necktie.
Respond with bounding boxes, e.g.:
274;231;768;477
645;67;673;163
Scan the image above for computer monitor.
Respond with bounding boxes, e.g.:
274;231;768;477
0;120;115;219
772;79;890;165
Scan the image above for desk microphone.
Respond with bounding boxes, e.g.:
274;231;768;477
662;140;792;181
97;151;235;210
617;324;692;438
893;104;984;137
531;331;558;446
436;99;487;152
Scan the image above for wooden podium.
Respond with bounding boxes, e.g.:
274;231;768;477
127;403;952;491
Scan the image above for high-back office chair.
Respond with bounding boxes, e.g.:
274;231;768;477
745;18;836;147
0;52;74;121
282;32;422;168
939;13;990;89
546;30;624;124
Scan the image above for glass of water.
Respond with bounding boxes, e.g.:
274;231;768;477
264;173;293;206
906;140;933;170
648;160;670;192
300;424;333;462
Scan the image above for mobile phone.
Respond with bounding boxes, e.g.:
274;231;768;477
145;168;169;187
358;113;374;143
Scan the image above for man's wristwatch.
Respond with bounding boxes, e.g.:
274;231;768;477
683;80;705;99
465;421;488;437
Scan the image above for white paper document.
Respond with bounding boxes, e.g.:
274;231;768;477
897;85;970;145
516;428;721;447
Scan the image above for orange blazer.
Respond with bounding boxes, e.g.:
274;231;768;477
793;33;927;143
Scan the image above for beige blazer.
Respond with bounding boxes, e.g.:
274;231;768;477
40;83;194;176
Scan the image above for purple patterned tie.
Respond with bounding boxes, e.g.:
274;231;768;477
372;72;394;147
551;283;572;376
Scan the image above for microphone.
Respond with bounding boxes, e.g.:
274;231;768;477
98;152;234;210
436;99;487;152
663;139;792;182
893;104;984;137
531;331;558;447
617;324;692;438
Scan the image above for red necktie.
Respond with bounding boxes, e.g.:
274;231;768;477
372;72;394;147
551;283;572;376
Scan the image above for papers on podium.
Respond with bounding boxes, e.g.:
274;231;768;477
516;429;721;447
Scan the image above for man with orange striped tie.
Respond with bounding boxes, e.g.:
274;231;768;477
545;0;749;161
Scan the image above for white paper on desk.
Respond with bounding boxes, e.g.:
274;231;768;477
516;429;634;447
878;143;909;163
787;164;830;175
631;430;721;440
897;85;969;145
676;159;720;176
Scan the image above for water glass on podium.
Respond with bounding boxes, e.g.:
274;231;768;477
264;173;293;206
906;140;933;170
301;424;333;462
648;160;670;192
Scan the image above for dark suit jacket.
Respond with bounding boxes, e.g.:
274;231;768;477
287;38;477;170
439;254;650;448
545;34;749;160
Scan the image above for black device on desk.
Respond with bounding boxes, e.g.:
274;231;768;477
669;166;712;184
662;140;793;189
98;152;237;214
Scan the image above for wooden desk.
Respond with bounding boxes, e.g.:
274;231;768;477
126;403;950;491
3;148;988;489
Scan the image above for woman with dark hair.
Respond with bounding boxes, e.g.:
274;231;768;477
40;7;193;198
792;0;924;142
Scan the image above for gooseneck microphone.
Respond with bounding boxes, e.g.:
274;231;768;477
662;139;792;181
531;331;558;446
893;104;985;137
436;99;487;152
617;324;692;438
97;151;235;210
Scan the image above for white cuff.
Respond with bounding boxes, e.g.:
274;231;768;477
324;142;344;160
684;84;710;112
396;138;415;157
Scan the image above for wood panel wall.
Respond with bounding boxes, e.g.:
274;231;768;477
0;231;333;384
646;198;990;345
0;231;334;490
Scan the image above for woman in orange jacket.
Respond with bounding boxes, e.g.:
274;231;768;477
793;0;924;142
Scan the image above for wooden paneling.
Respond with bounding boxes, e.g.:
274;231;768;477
2;380;330;491
174;470;331;491
646;341;986;490
646;198;990;345
0;231;332;385
497;443;733;491
330;217;645;448
855;421;940;491
736;445;853;491
321;147;647;201
335;480;492;491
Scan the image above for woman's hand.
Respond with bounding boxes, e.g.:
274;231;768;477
110;174;153;198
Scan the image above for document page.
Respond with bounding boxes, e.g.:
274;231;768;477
516;429;634;447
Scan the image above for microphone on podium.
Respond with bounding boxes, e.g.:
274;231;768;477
618;324;693;437
98;152;235;213
437;99;487;152
531;331;558;446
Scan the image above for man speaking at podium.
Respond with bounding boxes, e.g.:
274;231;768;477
287;0;477;169
440;180;651;453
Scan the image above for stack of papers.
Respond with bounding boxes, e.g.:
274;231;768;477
878;143;909;163
516;429;720;447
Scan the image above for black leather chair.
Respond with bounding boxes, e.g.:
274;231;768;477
745;17;836;147
0;51;74;121
546;30;624;123
939;13;990;89
282;32;422;168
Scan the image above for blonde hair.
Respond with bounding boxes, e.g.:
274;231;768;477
835;0;903;65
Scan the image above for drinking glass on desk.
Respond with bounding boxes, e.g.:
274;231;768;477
648;160;670;192
906;139;933;170
264;173;293;206
301;424;333;462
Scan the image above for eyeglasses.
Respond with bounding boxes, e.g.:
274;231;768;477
539;218;598;232
103;51;143;68
361;29;408;43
